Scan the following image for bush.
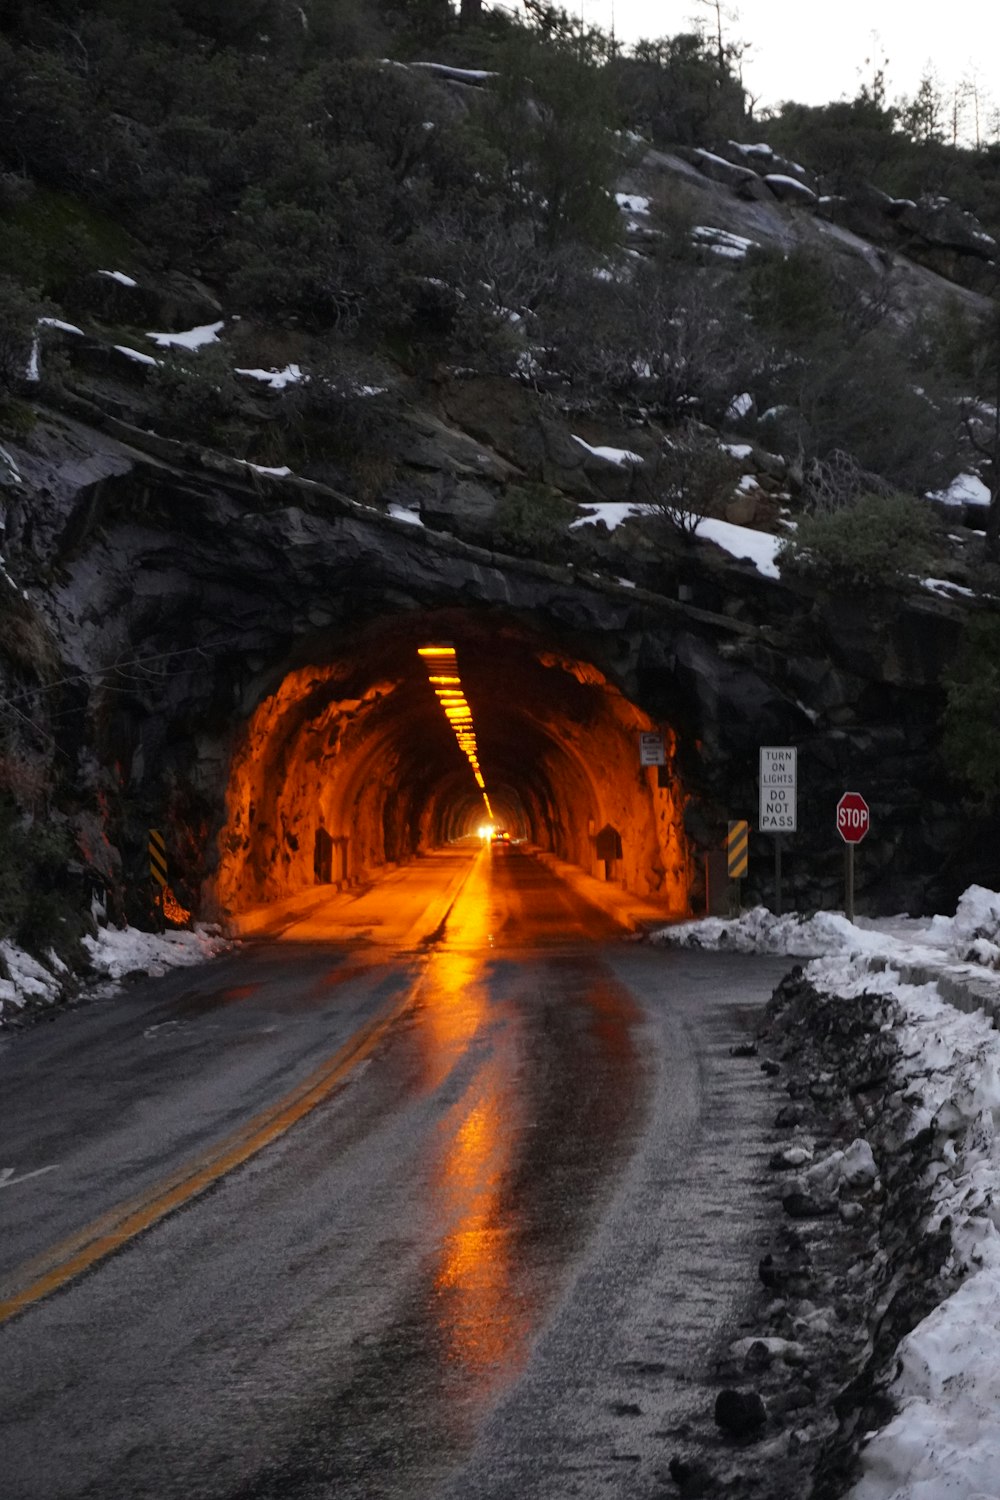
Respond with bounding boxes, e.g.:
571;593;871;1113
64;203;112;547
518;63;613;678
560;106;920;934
640;422;740;536
942;612;1000;806
0;798;90;965
777;491;944;591
490;481;576;558
149;346;249;445
268;353;397;466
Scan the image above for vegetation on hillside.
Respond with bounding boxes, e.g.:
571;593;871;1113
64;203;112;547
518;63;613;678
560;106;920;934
1;3;996;487
3;1;1000;948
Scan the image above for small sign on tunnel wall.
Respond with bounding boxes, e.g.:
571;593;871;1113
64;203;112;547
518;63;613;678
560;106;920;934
639;732;665;766
595;824;623;862
148;829;167;889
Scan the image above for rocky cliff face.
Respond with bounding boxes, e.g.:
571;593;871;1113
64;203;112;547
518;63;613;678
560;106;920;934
0;369;980;932
1;116;996;939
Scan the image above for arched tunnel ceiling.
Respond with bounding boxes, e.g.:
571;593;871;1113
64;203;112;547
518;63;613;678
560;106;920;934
214;609;692;916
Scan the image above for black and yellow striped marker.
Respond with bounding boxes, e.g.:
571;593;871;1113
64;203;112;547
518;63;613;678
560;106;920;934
148;828;167;889
727;820;749;879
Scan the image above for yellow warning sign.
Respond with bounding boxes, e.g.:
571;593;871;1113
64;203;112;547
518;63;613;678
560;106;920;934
148;829;167;889
727;820;749;880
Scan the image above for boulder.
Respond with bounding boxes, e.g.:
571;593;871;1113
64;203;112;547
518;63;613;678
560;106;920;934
764;174;818;207
396;409;520;483
895;195;997;261
682;147;769;197
69;269;223;330
724;492;762;526
714;1388;767;1440
419;476;500;540
722;140;818;191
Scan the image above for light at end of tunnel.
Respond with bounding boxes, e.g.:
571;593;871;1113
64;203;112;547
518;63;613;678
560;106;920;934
478;823;493;841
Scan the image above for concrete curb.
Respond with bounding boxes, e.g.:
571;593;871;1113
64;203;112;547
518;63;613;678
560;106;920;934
525;846;684;934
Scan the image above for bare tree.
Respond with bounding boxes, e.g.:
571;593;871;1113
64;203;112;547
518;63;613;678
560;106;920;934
692;0;753;97
802;449;893;515
640;421;740;537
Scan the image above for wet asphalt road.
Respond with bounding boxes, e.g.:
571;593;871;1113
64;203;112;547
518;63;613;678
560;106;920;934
0;848;791;1500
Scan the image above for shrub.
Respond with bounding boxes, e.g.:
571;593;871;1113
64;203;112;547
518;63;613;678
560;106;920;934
640;422;740;537
268;354;396;466
149;346;248;445
490;481;576;559
777;491;944;590
942;612;1000;806
0;798;90;965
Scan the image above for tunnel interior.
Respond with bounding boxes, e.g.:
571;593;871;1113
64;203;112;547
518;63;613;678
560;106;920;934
213;611;691;916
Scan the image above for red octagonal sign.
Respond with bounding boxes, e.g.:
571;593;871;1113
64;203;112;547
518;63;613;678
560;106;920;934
837;791;870;844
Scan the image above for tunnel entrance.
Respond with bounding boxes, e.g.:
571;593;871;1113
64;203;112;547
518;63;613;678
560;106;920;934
212;611;691;918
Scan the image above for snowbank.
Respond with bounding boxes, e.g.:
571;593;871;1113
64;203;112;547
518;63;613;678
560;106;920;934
0;925;230;1024
653;890;1000;1500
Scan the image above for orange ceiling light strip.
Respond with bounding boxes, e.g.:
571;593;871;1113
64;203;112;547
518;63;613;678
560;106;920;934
419;643;494;821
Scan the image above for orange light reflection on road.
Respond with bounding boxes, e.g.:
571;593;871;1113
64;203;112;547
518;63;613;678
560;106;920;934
417;852;532;1382
415;851;493;1088
433;1094;524;1378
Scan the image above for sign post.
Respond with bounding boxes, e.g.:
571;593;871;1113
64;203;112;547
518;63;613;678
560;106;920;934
836;791;870;922
759;748;797;916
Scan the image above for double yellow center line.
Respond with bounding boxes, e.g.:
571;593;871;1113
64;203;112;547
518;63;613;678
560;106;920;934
0;995;408;1327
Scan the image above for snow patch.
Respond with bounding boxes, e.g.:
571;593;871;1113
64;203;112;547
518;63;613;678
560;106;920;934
693;225;756;259
697;517;782;579
0;444;23;485
147;321;225;351
616;193;650;215
114;345;159;367
82;925;230;983
922;577;976;599
571;435;644;467
39;317;85;337
570;501;652;532
235;363;305;390
246;462;293;478
388;503;424;526
927;473;991;508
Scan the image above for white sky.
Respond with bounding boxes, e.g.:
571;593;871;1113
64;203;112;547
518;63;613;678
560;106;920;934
583;2;1000;112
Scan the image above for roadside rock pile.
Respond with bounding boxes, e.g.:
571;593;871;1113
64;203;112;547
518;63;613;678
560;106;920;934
666;969;962;1500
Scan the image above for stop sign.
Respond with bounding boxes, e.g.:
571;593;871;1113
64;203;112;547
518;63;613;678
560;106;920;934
837;791;870;844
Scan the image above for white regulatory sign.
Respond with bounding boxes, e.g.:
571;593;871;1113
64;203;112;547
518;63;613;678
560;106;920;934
639;732;665;766
759;746;797;833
